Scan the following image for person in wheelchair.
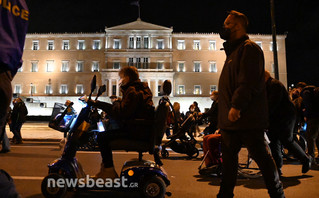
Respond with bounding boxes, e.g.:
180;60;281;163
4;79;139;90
90;66;154;180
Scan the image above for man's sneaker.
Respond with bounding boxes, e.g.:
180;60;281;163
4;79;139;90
302;156;312;174
0;149;10;153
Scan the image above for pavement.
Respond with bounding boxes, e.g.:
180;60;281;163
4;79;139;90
5;121;205;142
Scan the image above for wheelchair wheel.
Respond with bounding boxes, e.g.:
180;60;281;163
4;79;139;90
161;149;169;158
41;173;67;198
187;147;199;158
238;148;262;179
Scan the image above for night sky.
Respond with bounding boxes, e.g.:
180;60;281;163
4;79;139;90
25;0;319;86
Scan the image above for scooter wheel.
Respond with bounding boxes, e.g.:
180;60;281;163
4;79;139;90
140;176;166;198
41;173;67;198
161;149;169;158
187;148;199;158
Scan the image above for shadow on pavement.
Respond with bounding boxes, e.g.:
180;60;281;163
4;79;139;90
0;152;59;159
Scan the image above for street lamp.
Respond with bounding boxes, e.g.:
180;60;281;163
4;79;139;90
270;0;279;80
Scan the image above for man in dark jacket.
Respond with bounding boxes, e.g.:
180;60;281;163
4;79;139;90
0;0;29;149
201;90;219;135
92;66;154;179
10;98;28;144
265;71;311;175
217;10;284;198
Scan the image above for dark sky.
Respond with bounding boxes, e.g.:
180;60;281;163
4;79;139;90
25;0;319;86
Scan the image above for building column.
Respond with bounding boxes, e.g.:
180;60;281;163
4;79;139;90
108;79;112;96
155;80;158;97
116;79;119;96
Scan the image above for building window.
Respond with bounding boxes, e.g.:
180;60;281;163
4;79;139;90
112;85;116;96
76;84;84;94
31;61;38;72
194;85;201;95
32;40;39;50
14;84;22;94
47;40;54;50
193;40;201;50
61;61;69;72
136;58;142;69
256;41;263;49
210;85;217;93
157;39;164;49
194;62;201;72
60;84;68;94
113;39;121;49
45;85;52;95
136;37;141;49
271;63;275;73
129;37;134;49
144;37;149;49
270;42;278;51
93;40;101;50
209;61;217;73
177;85;185;95
143;58;149;69
157;61;164;69
157;85;161;96
76;61;84;72
178;62;185;72
62;40;70;50
30;84;36;95
113;61;120;69
209;40;216;50
92;61;99;72
128;58;134;66
177;40;185;50
17;66;23;72
77;40;85;50
46;60;54;72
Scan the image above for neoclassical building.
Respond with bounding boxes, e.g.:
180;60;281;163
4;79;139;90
15;19;287;115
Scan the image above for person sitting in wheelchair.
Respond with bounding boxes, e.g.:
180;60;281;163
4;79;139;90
90;66;154;179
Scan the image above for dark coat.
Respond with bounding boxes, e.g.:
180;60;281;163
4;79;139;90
95;80;154;140
202;101;218;127
266;77;296;129
218;35;268;130
11;101;28;124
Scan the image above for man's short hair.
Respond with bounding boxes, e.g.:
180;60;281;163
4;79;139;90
228;10;249;31
119;66;139;82
296;82;307;89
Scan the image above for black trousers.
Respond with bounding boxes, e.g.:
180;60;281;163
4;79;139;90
0;70;12;143
268;116;308;170
306;117;319;159
217;129;284;198
97;130;129;168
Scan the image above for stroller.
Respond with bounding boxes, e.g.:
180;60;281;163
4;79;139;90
160;100;200;159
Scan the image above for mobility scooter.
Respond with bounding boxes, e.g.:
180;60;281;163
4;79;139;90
41;76;171;198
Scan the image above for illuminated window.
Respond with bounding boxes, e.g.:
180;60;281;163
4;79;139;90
136;58;142;69
210;85;217;93
77;40;85;50
177;85;185;95
193;40;201;50
177;40;185;50
178;62;185;72
209;40;216;50
76;84;84;94
270;42;278;51
113;61;120;69
136;37;141;49
30;84;36;95
256;41;263;49
92;61;99;72
112;85;116;95
17;67;22;72
46;60;54;72
47;40;54;50
31;61;38;72
45;85;52;95
32;40;39;50
129;37;134;49
76;61;84;72
14;84;22;94
62;40;70;50
113;39;121;49
61;61;69;72
93;40;101;50
157;39;164;49
157;61;164;69
60;84;68;94
144;37;149;49
128;58;134;66
194;85;201;95
194;62;201;72
143;58;149;69
209;61;217;73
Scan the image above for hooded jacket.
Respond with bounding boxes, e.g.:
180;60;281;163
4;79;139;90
218;35;268;130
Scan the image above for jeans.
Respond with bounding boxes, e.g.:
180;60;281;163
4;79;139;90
306;117;319;160
217;129;284;198
0;125;10;151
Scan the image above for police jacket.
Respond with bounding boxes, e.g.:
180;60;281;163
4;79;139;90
218;35;268;130
95;80;154;140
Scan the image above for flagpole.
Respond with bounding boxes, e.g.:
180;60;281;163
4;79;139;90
138;0;141;19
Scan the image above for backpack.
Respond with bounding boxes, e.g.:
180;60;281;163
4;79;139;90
0;169;20;198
